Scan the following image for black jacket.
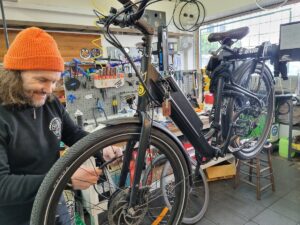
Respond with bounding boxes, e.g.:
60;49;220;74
0;97;87;225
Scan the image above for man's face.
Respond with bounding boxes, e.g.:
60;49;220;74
21;70;61;107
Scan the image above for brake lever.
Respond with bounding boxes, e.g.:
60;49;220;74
97;18;107;25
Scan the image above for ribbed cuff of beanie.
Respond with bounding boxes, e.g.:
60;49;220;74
3;55;64;72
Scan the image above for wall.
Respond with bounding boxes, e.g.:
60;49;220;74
3;0;295;69
2;0;293;31
2;0;178;31
101;34;194;70
202;0;300;21
0;29;102;62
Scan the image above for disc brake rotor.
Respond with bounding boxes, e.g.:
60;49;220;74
108;188;149;225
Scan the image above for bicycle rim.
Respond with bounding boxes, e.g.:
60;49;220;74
226;62;274;159
30;124;189;225
143;155;209;224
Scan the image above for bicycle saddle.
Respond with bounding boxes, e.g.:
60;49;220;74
208;27;249;43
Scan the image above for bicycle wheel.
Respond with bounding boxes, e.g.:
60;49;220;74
224;61;274;159
143;155;209;224
30;123;189;225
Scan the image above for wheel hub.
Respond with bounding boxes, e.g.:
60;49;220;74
108;188;149;225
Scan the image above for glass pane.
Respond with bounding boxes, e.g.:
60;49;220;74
198;2;300;69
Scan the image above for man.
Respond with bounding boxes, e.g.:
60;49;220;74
0;27;113;225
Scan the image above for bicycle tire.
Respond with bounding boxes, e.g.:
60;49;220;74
143;155;209;224
30;123;189;225
224;61;274;159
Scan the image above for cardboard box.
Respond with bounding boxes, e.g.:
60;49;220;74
205;161;236;182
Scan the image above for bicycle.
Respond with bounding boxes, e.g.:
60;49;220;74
30;0;283;224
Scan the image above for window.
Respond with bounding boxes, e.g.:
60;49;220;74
199;3;300;76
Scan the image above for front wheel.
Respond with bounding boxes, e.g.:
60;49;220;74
30;123;189;225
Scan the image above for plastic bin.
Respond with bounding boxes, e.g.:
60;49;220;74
279;137;295;158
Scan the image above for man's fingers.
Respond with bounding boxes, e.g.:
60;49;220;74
94;167;102;176
115;148;123;157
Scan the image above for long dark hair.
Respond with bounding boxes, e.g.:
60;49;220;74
0;69;28;105
0;69;54;106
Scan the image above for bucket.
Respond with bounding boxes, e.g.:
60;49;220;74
279;137;295;158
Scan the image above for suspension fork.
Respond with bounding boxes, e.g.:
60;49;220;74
129;34;153;207
128;112;151;207
119;140;136;187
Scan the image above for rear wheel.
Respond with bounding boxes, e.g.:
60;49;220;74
224;61;274;159
30;123;189;225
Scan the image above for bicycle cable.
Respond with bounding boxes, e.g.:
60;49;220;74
172;0;206;32
95;0;163;106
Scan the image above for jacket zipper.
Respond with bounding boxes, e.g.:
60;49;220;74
33;108;36;120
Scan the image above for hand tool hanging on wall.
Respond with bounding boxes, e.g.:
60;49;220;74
67;94;77;103
65;76;80;91
125;94;136;109
71;58;88;76
97;98;107;119
92;97;108;127
64;59;87;91
112;96;118;114
82;68;95;89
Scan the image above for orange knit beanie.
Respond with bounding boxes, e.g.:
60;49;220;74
3;27;64;72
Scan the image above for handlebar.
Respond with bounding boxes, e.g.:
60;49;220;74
126;0;149;22
109;0;149;26
118;0;132;4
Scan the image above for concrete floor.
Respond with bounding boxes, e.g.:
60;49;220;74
195;154;300;225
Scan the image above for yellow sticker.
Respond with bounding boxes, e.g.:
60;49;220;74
138;83;146;96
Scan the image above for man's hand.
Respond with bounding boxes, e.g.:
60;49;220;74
103;146;123;162
71;165;102;190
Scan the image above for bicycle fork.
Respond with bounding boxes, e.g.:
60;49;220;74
129;112;151;208
117;111;152;210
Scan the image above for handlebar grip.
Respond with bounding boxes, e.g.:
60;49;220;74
128;0;149;22
104;0;149;28
118;0;132;4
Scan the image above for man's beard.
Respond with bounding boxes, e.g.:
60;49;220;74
24;90;51;107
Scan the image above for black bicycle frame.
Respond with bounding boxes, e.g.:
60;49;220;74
115;2;275;208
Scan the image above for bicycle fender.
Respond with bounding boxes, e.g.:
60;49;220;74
100;117;193;185
233;59;274;85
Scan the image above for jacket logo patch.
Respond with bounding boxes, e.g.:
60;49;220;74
49;117;62;139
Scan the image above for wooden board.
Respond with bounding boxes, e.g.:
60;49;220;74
0;29;102;62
